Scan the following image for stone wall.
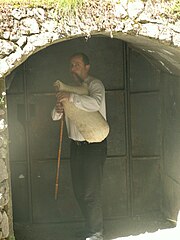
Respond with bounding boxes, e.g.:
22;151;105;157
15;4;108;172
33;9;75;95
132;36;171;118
0;0;180;79
0;0;179;239
0;79;11;239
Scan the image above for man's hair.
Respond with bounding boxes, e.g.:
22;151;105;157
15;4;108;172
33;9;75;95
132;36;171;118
70;52;90;65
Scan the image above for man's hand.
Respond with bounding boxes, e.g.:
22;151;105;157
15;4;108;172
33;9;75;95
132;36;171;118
55;102;64;114
56;91;70;102
55;91;70;114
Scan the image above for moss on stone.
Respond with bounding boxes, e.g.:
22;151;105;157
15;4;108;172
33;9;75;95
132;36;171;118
0;0;84;11
169;0;180;18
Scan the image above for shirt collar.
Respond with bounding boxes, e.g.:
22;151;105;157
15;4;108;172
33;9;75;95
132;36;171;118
84;76;91;84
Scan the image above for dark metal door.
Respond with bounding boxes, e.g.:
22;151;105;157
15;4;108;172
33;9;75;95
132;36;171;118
6;37;161;224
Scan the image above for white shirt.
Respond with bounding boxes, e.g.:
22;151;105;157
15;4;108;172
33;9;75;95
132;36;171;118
52;76;107;141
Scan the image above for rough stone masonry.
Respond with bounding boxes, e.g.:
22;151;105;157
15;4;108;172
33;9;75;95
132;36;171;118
0;0;179;239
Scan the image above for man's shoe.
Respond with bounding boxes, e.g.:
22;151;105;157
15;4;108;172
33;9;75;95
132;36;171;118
85;232;103;240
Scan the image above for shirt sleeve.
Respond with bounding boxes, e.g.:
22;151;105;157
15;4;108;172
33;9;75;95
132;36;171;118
70;80;105;112
51;108;63;121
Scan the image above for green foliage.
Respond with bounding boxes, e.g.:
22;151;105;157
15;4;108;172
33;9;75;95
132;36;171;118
0;0;179;18
171;0;180;18
164;0;180;20
0;0;83;11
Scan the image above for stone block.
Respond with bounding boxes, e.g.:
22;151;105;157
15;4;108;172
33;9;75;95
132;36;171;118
173;32;180;47
20;18;39;35
0;211;2;222
0;159;8;183
128;0;144;19
1;211;9;238
0;181;9;208
0;40;16;59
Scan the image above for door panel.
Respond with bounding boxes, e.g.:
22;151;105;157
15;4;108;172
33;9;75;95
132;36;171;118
31;160;80;223
7;95;27;162
103;157;128;218
131;93;161;156
132;159;160;215
28;94;70;160
129;49;160;92
106;91;126;156
6;64;24;94
10;162;29;222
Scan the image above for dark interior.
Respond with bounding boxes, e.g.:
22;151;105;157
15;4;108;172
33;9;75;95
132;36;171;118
6;36;180;240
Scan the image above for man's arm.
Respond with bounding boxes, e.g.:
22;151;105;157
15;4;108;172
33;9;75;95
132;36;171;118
51;101;64;121
51;109;62;121
70;80;105;112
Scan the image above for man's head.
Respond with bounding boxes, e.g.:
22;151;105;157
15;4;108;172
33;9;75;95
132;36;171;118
70;53;90;82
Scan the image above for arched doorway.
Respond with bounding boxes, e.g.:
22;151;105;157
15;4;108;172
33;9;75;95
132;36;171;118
6;36;174;239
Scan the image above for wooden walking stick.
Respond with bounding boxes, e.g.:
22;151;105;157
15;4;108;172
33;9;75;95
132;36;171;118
55;114;64;200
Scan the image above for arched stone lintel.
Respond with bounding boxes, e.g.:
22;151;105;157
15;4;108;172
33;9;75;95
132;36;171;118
0;30;180;82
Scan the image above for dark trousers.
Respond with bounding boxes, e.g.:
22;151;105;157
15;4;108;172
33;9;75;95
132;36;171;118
70;139;107;235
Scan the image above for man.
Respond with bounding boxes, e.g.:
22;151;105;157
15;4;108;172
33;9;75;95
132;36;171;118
52;53;107;240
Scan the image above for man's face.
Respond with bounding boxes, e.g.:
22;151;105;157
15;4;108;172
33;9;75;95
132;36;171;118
70;55;90;81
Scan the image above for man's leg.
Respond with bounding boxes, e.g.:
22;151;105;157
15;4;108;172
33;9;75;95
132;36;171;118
82;140;107;237
70;140;107;239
